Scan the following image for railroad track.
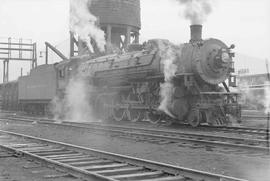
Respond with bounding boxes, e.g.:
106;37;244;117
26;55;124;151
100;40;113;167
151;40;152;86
2;116;270;156
0;130;247;181
2;114;270;139
241;110;268;120
0;147;79;180
175;124;269;139
242;115;268;119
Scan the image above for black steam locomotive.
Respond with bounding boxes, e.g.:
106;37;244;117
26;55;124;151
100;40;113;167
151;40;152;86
0;25;241;126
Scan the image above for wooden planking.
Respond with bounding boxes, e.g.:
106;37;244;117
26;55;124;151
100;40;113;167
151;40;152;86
70;159;114;167
80;163;129;171
137;175;186;181
111;171;164;180
45;153;83;159
59;157;101;163
95;166;144;175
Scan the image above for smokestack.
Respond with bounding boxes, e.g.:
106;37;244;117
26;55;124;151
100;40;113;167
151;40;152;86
190;24;202;42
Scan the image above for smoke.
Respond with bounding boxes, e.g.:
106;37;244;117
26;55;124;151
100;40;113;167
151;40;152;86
175;0;213;24
238;80;266;111
51;76;94;122
50;96;65;121
159;82;175;117
157;40;182;117
158;41;178;82
65;77;93;121
70;0;106;52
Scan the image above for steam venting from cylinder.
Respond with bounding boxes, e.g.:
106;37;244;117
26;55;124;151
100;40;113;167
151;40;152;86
190;24;202;42
157;40;183;118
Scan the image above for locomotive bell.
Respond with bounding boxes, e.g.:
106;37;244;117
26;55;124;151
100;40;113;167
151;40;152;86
190;25;202;42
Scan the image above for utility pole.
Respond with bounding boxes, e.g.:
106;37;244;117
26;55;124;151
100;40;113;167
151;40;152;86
266;59;270;154
0;37;37;82
20;68;23;77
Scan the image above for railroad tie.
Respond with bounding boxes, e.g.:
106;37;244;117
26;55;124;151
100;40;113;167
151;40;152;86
69;159;114;167
31;169;50;174
33;150;75;156
44;153;84;159
79;163;129;171
43;173;70;179
95;166;144;175
137;175;186;181
23;164;42;169
0;153;13;158
110;171;164;180
50;155;90;161
28;148;67;154
19;145;56;151
58;157;101;163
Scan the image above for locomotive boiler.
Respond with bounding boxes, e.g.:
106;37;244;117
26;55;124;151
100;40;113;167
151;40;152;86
73;24;241;126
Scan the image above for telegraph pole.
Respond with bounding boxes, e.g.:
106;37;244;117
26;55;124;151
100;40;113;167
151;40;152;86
0;37;37;82
266;59;270;154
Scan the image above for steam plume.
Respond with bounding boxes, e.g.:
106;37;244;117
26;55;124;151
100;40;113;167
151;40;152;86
157;40;182;117
51;76;93;122
238;79;270;113
175;0;213;24
238;81;262;110
65;77;93;122
70;0;106;52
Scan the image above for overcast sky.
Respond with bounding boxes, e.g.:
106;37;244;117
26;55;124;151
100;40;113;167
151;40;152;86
0;0;269;81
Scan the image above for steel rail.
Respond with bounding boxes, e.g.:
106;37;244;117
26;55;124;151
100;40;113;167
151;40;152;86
197;124;269;136
2;113;269;136
242;115;268;119
0;130;247;181
3;116;267;145
4;113;270;137
62;121;269;146
2;116;270;154
48;121;270;153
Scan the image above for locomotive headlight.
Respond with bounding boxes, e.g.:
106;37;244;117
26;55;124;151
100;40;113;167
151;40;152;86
221;51;230;63
211;48;230;69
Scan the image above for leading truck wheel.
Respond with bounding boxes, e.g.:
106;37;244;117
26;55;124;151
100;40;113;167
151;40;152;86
112;105;126;122
126;108;143;122
187;109;201;127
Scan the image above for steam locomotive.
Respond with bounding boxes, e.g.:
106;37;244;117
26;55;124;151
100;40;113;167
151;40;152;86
0;25;241;126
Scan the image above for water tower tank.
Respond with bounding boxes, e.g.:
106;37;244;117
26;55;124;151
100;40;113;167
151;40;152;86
90;0;141;50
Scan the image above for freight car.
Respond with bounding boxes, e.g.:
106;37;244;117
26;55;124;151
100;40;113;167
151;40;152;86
0;57;84;116
0;65;57;115
0;81;18;111
0;25;241;126
18;64;58;114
